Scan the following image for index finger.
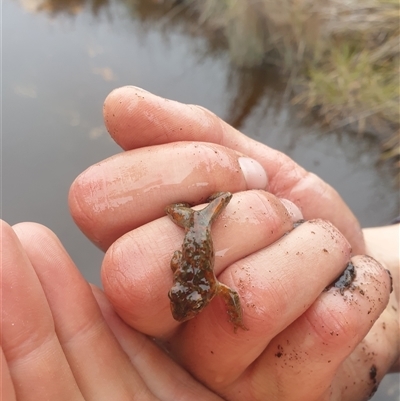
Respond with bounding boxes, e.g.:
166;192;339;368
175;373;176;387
103;86;364;253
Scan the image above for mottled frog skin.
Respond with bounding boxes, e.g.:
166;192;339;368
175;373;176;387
165;192;247;331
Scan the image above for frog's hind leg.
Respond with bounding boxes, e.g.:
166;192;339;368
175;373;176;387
202;192;232;225
217;282;248;332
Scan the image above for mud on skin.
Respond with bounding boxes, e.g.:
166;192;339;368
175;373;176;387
324;261;357;295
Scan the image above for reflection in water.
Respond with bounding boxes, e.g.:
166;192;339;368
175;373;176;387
15;0;286;132
3;1;399;400
225;66;285;129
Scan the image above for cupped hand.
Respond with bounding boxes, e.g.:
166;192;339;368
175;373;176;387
0;220;223;401
104;192;396;401
66;87;397;400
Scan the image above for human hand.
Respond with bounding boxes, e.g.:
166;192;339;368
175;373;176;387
363;223;400;372
71;85;364;254
0;220;224;401
67;87;396;400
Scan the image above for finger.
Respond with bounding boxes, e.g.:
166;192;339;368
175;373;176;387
331;280;399;401
103;86;364;253
92;286;224;401
101;190;302;338
241;254;392;401
166;219;353;391
12;222;156;401
69;142;268;250
0;220;83;401
0;349;16;401
364;224;400;298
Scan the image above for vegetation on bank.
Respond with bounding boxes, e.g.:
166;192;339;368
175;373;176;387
174;0;399;173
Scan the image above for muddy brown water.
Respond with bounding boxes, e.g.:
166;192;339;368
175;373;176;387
3;0;399;398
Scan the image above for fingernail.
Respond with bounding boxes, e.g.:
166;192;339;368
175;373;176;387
279;198;304;222
238;157;268;190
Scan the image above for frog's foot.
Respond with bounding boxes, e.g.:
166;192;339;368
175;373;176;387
206;192;232;203
217;282;248;332
170;202;192;208
165;203;194;228
165;202;192;217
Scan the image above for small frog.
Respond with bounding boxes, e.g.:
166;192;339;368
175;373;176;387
165;192;247;332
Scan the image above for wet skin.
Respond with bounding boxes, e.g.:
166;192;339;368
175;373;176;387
165;192;247;332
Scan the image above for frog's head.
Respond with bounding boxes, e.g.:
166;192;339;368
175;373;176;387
168;283;210;322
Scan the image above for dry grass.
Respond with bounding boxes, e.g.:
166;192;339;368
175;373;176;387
181;0;399;166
